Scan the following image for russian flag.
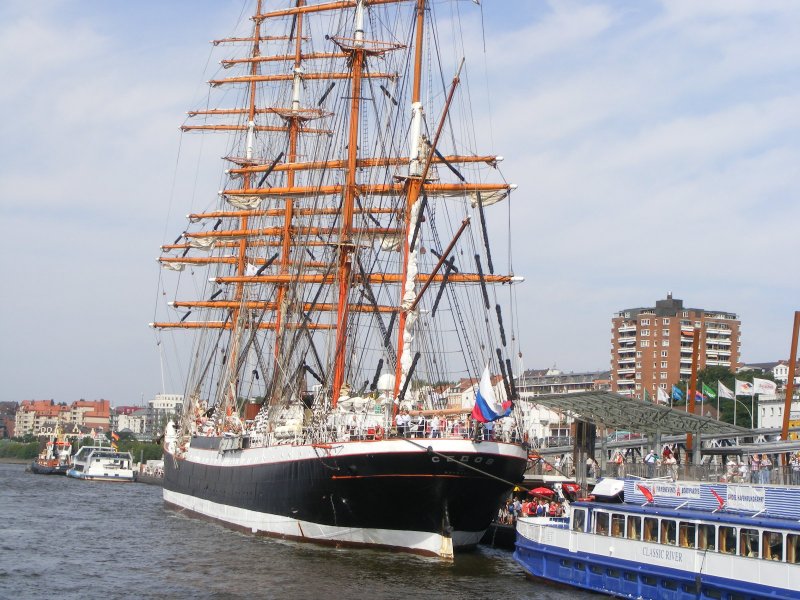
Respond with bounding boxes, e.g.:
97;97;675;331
471;366;512;423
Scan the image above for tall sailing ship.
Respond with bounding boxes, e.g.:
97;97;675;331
153;0;527;559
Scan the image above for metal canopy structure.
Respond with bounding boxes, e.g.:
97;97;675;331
522;391;751;436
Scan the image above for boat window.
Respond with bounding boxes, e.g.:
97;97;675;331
572;509;586;532
660;519;677;546
762;531;783;562
719;526;737;554
739;528;759;558
643;517;658;542
678;521;696;548
610;514;625;538
626;515;641;540
595;512;609;536
697;524;716;552
787;534;800;564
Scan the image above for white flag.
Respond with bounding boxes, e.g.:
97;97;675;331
735;379;754;396
656;387;670;404
753;377;777;395
717;381;734;400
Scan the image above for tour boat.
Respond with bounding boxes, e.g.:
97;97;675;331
66;444;135;482
514;477;800;599
154;0;527;559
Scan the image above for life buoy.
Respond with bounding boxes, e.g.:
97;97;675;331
375;426;383;441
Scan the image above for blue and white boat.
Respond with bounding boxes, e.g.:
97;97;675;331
514;477;800;599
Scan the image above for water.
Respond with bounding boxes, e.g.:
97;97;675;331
0;462;596;599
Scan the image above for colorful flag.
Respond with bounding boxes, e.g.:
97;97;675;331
693;390;705;403
671;385;685;402
735;379;754;396
111;431;120;441
471;366;512;423
753;377;777;395
717;381;734;400
656;387;670;404
701;382;717;400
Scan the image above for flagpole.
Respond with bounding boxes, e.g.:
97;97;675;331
716;381;720;420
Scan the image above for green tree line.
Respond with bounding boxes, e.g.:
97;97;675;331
0;439;39;459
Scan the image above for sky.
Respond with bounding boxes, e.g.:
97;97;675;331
1;0;798;406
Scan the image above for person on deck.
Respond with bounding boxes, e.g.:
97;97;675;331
396;409;410;438
430;415;441;438
613;451;625;477
645;450;658;479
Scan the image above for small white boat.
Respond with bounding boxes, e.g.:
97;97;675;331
66;445;135;482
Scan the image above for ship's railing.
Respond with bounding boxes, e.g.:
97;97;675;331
526;459;800;487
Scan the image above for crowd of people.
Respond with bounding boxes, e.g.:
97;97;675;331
499;495;567;524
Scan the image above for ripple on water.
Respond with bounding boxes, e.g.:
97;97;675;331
0;463;595;600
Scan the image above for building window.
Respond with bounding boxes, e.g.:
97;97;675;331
641;319;650;325
662;340;670;347
661;361;668;368
636;384;641;390
662;329;669;336
695;321;701;327
641;329;650;336
640;340;650;347
661;372;667;379
636;352;642;358
663;318;670;325
660;383;667;390
661;351;668;357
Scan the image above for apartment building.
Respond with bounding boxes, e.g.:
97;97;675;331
611;294;740;398
14;399;110;436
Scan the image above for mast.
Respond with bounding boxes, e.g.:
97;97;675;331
224;0;265;417
271;0;305;399
393;0;427;408
152;0;521;432
331;0;367;404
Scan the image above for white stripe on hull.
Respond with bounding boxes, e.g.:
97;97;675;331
164;488;483;559
183;437;527;467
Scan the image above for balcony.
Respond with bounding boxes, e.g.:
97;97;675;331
618;324;637;334
706;326;730;334
617;367;636;376
680;368;692;376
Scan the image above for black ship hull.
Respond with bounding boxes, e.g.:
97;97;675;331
163;437;527;558
30;461;69;475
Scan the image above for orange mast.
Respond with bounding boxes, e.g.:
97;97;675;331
331;0;368;404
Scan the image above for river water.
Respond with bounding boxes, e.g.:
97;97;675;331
0;462;596;599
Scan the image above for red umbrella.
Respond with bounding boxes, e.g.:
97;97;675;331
528;486;555;497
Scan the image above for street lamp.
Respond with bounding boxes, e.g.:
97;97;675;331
732;396;754;429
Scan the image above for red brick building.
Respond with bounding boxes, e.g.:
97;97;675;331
611;294;740;399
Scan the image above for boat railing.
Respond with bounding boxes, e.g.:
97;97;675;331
527;459;800;487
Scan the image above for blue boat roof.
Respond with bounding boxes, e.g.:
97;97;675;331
572;478;800;531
